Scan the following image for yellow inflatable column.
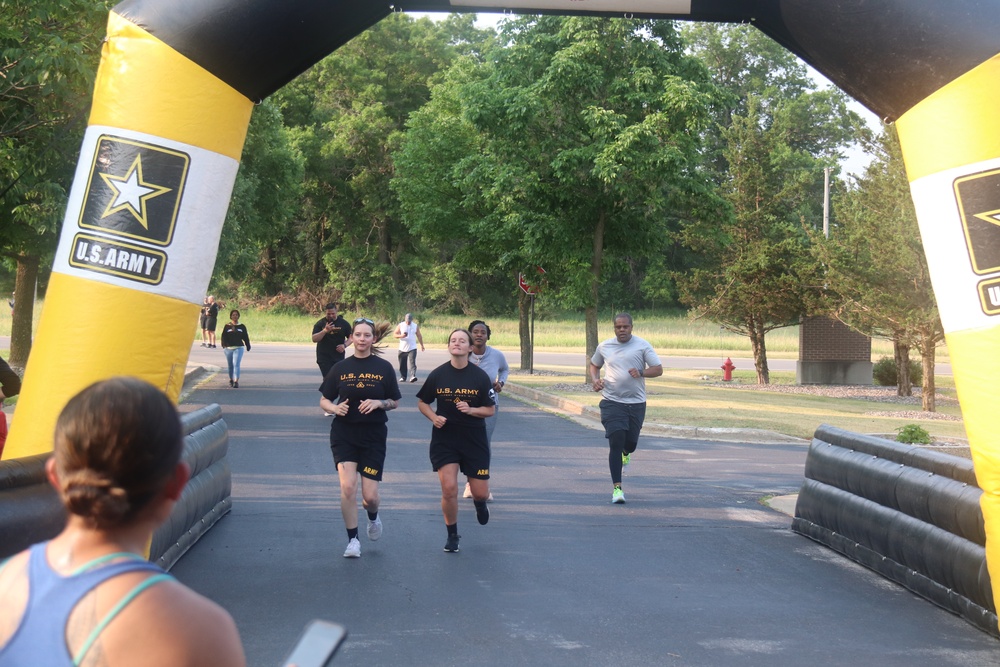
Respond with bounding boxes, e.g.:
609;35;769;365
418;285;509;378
896;55;1000;617
3;12;252;459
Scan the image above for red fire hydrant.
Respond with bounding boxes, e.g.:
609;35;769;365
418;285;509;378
721;357;736;382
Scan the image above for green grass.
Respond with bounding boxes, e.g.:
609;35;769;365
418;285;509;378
511;365;967;442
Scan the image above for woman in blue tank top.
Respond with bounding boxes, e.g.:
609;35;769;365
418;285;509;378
0;377;245;667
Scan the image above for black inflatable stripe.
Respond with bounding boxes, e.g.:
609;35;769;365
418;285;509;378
0;404;231;566
795;426;997;637
397;0;1000;121
796;479;993;612
814;424;978;485
113;0;392;103
803;439;985;544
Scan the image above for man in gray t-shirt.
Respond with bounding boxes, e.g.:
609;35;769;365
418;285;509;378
589;313;663;505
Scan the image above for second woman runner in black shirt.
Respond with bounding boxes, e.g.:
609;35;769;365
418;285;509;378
417;328;495;553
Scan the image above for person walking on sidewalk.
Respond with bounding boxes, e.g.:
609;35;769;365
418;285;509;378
417;329;495;553
589;313;662;504
463;319;508;501
393;313;424;382
220;310;251;388
319;319;401;559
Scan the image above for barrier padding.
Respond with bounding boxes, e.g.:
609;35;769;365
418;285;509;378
793;424;997;636
152;404;231;569
0;453;65;559
0;404;231;568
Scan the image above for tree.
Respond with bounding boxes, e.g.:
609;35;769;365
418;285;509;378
396;16;718;371
817;125;943;410
0;0;111;367
214;99;304;295
273;13;493;311
677;24;862;384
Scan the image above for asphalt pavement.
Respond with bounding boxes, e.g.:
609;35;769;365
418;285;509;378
170;343;996;666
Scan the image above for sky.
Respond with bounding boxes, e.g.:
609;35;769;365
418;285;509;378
407;10;879;177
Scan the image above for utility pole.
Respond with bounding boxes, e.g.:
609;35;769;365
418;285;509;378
823;166;831;239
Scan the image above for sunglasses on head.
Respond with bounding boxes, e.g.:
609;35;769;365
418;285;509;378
353;317;374;326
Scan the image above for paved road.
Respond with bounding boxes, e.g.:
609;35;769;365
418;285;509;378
172;343;994;666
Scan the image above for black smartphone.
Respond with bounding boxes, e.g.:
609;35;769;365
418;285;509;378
280;620;348;667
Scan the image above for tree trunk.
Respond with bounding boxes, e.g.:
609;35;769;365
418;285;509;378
9;255;38;369
749;317;770;384
894;341;912;397
518;289;530;371
919;336;936;412
585;211;606;378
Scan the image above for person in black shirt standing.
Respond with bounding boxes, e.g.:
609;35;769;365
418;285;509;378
319;318;401;558
204;296;220;348
312;303;352;379
417;329;495;553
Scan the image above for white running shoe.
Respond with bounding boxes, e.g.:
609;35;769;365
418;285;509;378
367;517;383;541
464;483;494;501
343;537;361;558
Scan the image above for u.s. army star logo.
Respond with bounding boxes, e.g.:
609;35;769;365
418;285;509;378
79;135;189;246
954;168;1000;275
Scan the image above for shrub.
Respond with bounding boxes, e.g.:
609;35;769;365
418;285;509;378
895;424;932;445
872;356;923;387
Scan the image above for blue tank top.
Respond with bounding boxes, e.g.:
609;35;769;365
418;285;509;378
0;542;171;667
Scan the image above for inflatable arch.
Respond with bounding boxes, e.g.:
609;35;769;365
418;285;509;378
5;0;1000;624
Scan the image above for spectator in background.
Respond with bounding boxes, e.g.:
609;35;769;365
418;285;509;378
220;310;251;389
0;377;245;666
312;303;352;380
393;313;425;383
0;354;21;458
199;297;209;347
204;296;220;348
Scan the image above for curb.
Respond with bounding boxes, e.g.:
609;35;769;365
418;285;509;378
181;364;221;402
503;382;808;445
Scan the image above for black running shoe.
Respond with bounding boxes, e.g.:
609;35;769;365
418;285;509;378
475;501;490;525
444;534;460;552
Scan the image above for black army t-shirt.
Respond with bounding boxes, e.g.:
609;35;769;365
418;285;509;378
416;362;495;429
320;354;401;423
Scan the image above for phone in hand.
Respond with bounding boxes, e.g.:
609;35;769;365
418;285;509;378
281;620;347;667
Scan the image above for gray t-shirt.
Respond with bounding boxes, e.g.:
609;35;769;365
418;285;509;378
469;346;510;401
591;335;662;404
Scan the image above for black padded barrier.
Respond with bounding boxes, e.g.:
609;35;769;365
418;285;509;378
0;404;231;568
793;424;997;636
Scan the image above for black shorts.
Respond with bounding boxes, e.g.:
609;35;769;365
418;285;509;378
330;420;388;481
205;317;218;332
429;425;490;479
599;400;646;443
199;314;207;329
